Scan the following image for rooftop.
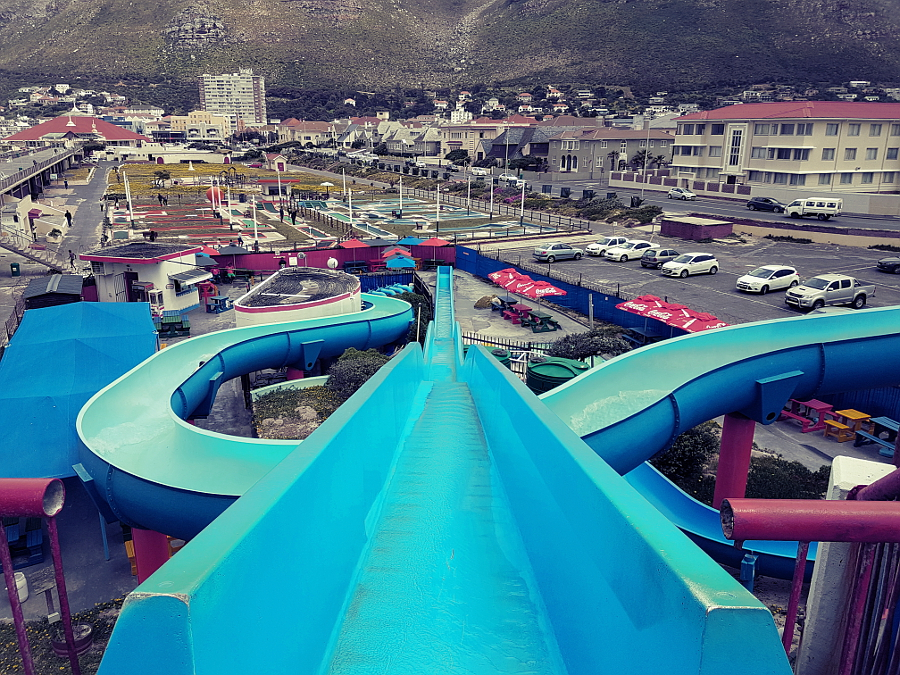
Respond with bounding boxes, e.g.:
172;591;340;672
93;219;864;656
240;268;358;308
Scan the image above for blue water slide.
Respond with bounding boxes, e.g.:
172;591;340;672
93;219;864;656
76;294;414;539
541;306;900;577
96;268;792;674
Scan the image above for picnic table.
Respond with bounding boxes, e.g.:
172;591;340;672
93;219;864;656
502;303;531;324
779;398;833;433
823;408;870;443
522;310;560;333
343;260;370;274
854;416;899;457
491;296;517;312
624;327;664;347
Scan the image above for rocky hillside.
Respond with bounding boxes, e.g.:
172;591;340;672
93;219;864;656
0;0;899;91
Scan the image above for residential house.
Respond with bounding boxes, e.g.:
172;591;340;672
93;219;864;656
672;100;900;192
438;118;506;161
516;93;533;103
277;119;340;147
433;100;449;111
548;127;673;176
344;98;356;107
168;110;229;143
382;123;442;157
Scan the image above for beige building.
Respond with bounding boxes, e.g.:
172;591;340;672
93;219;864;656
198;69;267;131
169;111;229;143
673;101;900;193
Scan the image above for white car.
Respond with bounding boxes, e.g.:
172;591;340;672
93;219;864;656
735;265;800;294
470;167;490;176
585;236;629;257
499;173;523;183
604;240;652;262
667;187;697;200
661;252;719;277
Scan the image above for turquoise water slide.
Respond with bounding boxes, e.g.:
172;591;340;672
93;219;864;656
89;269;798;674
541;306;900;577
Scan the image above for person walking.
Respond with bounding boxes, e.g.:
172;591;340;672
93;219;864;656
64;180;69;189
68;250;76;270
157;193;164;206
64;210;72;227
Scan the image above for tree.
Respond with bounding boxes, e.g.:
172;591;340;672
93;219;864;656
630;149;650;170
325;348;392;401
607;150;619;171
153;170;171;187
651;154;669;169
445;149;470;164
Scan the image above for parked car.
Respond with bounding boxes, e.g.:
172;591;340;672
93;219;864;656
661;252;719;278
585;236;628;257
746;197;786;213
667;187;697;200
735;265;800;294
785;197;843;220
876;256;900;274
533;242;583;262
499;173;524;183
640;247;680;269
604;240;652;262
470;167;490;176
785;274;874;310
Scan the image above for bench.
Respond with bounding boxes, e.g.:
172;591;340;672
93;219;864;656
778;409;819;433
823;419;854;442
854;430;896;457
501;310;521;324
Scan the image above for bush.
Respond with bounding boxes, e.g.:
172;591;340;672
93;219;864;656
546;323;632;360
396;292;433;344
745;455;829;500
325;348;391;401
651;420;720;488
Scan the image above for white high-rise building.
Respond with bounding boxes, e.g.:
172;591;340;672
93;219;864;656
198;68;267;132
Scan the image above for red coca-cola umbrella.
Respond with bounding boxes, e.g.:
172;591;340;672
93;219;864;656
488;268;524;288
643;301;690;324
615;295;664;317
513;279;567;300
668;310;730;333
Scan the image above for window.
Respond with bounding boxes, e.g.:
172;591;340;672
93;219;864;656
750;146;766;159
892;123;900;136
884;172;895;183
695;124;706;134
754;123;771;135
600;141;607;148
748;170;764;181
639;140;646;147
819;173;832;185
861;172;874;184
780;123;795;135
845;148;857;160
649;141;655;147
773;173;787;184
793;149;810;160
711;124;725;135
848;123;861;136
680;123;694;135
866;148;878;160
870;123;882;136
840;172;853;184
789;174;806;186
888;148;899;160
709;146;722;157
797;123;814;135
826;123;840;136
822;148;835;161
562;140;579;150
91;261;105;275
776;148;792;160
706;168;720;180
767;148;777;159
728;129;743;166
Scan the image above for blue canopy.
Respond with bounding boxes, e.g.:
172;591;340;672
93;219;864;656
0;302;157;478
396;236;424;246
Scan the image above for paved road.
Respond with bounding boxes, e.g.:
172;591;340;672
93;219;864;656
490;228;900;325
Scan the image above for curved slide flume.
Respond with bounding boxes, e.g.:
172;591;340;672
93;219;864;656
542;306;900;577
76;294;414;539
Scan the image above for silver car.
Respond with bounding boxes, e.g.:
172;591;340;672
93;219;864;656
533;242;583;262
661;252;719;278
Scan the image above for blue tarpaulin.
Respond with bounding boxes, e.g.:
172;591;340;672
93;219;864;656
0;302;157;478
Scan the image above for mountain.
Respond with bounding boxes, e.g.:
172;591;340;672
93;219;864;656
0;0;899;92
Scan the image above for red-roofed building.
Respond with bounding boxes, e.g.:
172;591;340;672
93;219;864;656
672;101;900;192
4;115;151;148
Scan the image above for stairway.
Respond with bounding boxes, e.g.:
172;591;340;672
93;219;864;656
0;230;67;272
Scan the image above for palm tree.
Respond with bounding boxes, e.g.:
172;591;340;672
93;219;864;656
630;149;650;170
651;154;669;169
607;150;618;171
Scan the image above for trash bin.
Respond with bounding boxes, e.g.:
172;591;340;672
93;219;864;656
10;262;20;277
560;187;571;199
238;193;247;203
542;185;553;195
4;571;28;602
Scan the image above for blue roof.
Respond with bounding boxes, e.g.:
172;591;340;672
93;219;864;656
0;302;157;478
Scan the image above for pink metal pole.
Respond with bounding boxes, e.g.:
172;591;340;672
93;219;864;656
721;498;900;543
131;529;171;583
854;468;900;502
0;520;36;675
713;412;756;508
47;517;81;675
782;540;810;655
839;543;876;675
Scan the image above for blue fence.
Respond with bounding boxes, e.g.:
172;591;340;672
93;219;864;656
455;246;684;336
360;271;414;293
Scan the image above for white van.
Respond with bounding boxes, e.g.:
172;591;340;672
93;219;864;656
470;167;489;176
785;197;843;221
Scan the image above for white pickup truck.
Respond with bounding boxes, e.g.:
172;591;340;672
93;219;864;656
784;274;875;310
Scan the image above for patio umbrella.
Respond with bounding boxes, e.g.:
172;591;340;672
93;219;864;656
397;236;424;246
519;280;567;300
644;301;690;324
614;295;664;317
668;310;730;333
382;246;412;258
194;254;218;267
419;236;451;261
320;182;334;198
197;244;220;256
362;238;396;248
488;268;522;285
340;238;370;249
385;256;417;269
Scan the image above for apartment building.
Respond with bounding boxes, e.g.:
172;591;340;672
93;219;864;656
673;101;900;193
198;69;267;132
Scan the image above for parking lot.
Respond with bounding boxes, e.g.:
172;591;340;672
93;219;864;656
485;228;900;325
